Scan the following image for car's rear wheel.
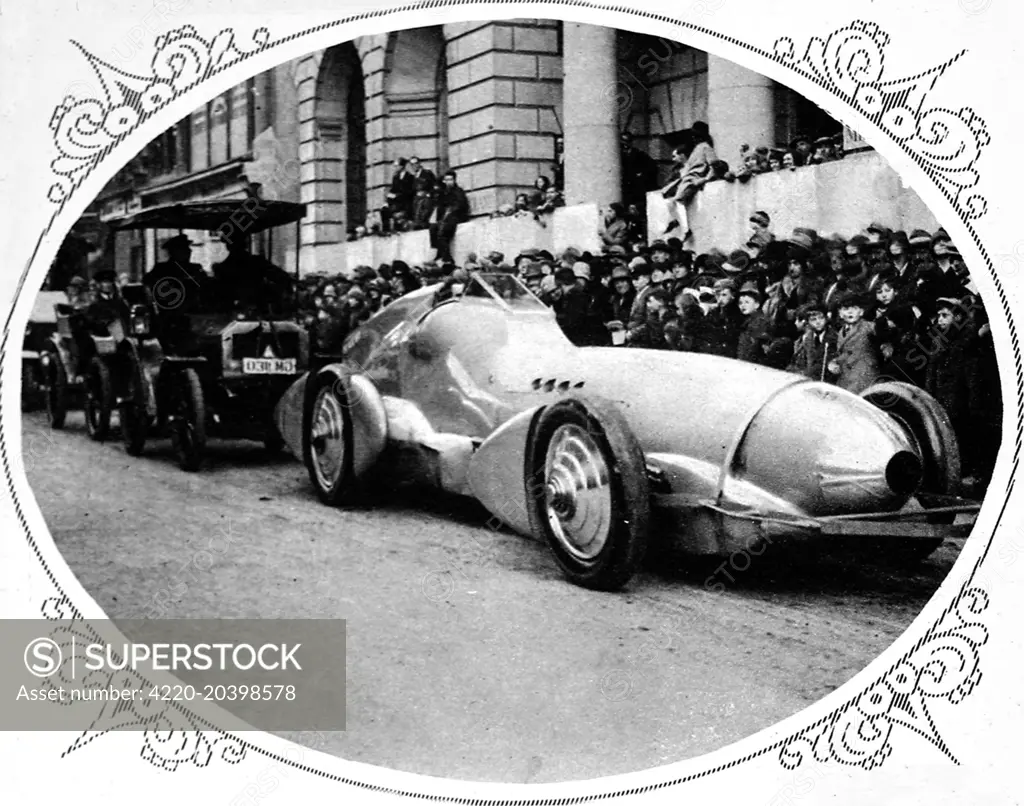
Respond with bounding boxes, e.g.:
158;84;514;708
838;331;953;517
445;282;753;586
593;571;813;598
525;396;650;591
861;381;962;565
45;355;68;430
305;372;358;506
170;368;206;472
85;357;114;442
120;361;148;456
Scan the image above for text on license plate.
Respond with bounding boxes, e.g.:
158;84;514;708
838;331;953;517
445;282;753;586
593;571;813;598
242;358;296;374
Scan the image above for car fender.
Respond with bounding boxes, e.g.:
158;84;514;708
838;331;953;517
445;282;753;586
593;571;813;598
119;338;163;418
285;362;388;477
468;404;546;538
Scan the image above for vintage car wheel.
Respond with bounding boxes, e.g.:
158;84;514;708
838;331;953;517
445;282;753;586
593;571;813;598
526;396;650;591
21;361;43;412
861;381;961;564
84;357;114;442
119;364;149;456
45;356;69;430
304;372;358;506
170;368;206;472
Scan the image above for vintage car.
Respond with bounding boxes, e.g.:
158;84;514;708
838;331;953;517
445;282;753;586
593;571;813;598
274;272;979;591
106;199;310;471
38;293;124;440
21;291;65;411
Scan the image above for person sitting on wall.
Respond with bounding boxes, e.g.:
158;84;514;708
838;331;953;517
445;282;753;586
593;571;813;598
212;233;294;316
431;170;470;263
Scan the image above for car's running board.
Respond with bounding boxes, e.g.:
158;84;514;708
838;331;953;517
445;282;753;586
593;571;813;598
694;499;977;540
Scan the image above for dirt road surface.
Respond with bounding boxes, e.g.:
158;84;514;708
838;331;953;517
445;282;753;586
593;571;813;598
22;411;966;783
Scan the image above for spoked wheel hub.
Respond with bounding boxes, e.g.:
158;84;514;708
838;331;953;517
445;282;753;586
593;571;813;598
542;423;613;563
310;387;347;492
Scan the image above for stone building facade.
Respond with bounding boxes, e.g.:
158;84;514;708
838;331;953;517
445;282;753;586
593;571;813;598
91;20;844;278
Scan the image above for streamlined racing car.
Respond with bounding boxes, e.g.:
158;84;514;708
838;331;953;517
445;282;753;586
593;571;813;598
274;272;979;591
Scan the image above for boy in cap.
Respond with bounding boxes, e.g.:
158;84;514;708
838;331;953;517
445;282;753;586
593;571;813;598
735;282;772;365
872;273;923;386
827;291;880;393
787;299;836;381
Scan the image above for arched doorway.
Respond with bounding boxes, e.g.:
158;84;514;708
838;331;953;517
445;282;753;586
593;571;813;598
315;43;367;239
383;26;448;174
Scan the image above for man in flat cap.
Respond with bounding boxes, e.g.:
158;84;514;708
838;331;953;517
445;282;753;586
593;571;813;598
700;277;742;358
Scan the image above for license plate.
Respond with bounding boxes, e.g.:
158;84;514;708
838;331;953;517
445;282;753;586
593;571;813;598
242;357;296;374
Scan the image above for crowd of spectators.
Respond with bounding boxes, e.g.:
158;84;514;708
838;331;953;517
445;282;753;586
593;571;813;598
301;212;1001;493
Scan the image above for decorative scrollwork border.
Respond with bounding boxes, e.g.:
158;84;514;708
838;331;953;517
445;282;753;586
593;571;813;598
2;1;1019;796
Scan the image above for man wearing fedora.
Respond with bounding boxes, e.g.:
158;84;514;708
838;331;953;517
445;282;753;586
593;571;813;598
604;263;636;345
144;234;210;311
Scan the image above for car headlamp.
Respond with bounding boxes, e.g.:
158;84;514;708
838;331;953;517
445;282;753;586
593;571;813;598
129;305;151;336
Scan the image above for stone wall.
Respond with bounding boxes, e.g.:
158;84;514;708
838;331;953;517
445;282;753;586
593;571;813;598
647;151;940;252
444;20;564;217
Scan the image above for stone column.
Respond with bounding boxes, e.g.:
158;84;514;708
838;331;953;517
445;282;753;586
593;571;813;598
706;54;775;165
253;71;273;134
562;23;621;207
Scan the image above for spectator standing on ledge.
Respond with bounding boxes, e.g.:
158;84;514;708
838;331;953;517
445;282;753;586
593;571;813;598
620;131;659;225
432;170;469;263
381;158;414;233
408;157;437;229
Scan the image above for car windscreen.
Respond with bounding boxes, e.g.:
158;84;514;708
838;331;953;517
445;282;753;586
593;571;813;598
462;273;548;312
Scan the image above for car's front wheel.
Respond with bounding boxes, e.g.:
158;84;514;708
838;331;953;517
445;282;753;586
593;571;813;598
45;354;69;430
84;357;114;442
170;368;206;472
304;372;358;506
120;361;149;456
525;396;650;591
